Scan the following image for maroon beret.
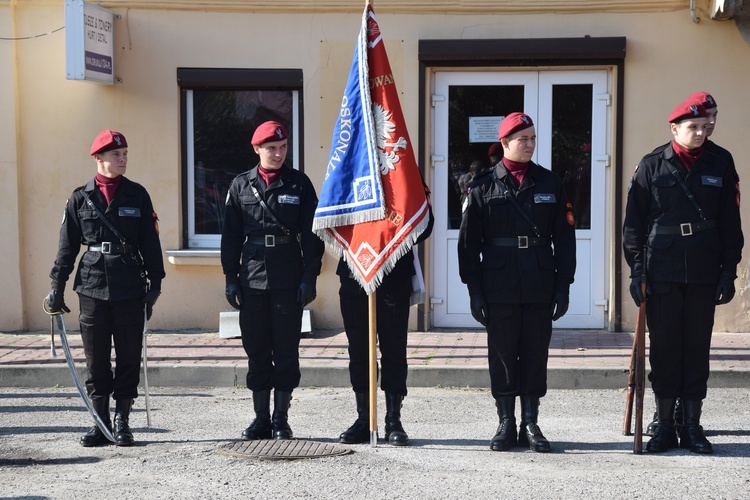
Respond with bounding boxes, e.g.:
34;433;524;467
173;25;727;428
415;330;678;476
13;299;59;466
90;130;127;155
685;91;717;110
251;121;288;146
498;112;534;139
488;142;503;158
668;101;707;123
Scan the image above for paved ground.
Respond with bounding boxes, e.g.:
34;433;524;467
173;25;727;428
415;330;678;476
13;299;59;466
2;328;749;499
1;328;749;389
1;386;749;499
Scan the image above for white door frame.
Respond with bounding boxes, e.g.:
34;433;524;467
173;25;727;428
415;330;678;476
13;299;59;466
430;70;611;329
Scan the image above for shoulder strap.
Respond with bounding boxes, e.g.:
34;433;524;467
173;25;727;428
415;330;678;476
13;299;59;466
491;174;541;237
80;190;128;244
666;164;708;221
249;183;292;236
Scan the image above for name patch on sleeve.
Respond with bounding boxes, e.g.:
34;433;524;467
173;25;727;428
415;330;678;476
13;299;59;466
119;207;141;217
278;195;300;205
534;193;557;204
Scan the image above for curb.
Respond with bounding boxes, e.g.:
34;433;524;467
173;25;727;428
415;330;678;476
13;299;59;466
2;364;748;390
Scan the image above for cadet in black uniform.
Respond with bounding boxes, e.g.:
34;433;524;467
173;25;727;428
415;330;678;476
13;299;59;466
644;91;741;437
221;121;324;441
46;129;165;447
458;113;576;453
337;200;433;446
623;99;743;454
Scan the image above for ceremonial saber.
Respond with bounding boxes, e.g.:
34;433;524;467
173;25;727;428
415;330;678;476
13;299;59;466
142;307;152;427
49;315;57;357
45;303;115;443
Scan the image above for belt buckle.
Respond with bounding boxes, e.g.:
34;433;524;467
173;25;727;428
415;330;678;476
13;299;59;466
518;236;529;249
265;235;276;247
101;242;112;254
680;223;693;236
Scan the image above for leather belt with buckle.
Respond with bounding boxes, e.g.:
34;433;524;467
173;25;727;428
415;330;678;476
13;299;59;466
486;236;549;248
651;219;716;237
246;235;295;247
88;242;132;255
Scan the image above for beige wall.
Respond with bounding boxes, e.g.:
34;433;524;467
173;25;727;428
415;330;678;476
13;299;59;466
3;1;750;332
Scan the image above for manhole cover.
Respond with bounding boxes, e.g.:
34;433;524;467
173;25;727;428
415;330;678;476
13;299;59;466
217;439;352;460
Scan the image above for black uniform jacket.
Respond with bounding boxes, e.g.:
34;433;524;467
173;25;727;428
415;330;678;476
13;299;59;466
50;176;165;301
457;161;576;304
623;144;743;284
221;164;324;290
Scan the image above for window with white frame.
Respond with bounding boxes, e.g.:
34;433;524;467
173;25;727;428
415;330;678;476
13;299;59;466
178;68;303;249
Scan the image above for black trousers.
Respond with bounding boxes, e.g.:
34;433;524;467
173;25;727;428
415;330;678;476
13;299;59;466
486;303;552;399
339;272;411;396
646;282;715;400
239;288;302;392
78;294;144;400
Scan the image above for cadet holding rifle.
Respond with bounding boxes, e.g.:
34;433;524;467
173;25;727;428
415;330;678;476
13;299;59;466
623;98;743;454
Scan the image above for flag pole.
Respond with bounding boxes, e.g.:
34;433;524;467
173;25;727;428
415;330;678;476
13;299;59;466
369;291;378;446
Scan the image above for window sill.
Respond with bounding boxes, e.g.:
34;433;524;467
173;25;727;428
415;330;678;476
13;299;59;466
166;249;220;267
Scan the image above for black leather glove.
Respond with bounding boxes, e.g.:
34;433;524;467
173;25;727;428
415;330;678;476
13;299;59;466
142;284;161;321
715;272;736;305
45;289;70;314
225;284;242;310
629;274;646;307
551;292;569;321
469;295;488;326
297;283;316;307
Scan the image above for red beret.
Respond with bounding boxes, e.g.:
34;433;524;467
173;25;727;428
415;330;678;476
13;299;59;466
498;112;534;139
668;101;707;123
488;142;503;158
90;130;127;155
685;91;717;110
251;121;288;145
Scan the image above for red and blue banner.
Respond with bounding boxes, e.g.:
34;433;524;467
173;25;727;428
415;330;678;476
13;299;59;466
313;4;430;295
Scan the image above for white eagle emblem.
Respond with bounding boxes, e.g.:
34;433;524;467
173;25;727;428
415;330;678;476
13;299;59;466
373;102;408;176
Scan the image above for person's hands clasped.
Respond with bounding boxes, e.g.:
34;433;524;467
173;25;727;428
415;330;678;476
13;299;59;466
715;272;736;305
297;283;316;307
629;274;646;307
45;289;70;314
469;294;489;326
551;292;569;321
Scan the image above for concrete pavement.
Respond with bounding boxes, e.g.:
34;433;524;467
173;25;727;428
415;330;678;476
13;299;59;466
1;328;749;389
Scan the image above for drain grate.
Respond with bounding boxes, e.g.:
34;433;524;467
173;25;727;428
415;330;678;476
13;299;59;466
217;439;352;460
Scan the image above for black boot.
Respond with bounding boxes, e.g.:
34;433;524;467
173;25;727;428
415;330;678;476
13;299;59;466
646;397;678;453
80;397;112;447
645;394;659;436
272;390;293;440
113;399;134;447
339;392;369;444
242;390;272;440
384;393;408;446
679;399;713;454
518;396;551;452
490;397;517;451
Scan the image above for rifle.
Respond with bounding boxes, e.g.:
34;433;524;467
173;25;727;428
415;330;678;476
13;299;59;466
622;281;647;454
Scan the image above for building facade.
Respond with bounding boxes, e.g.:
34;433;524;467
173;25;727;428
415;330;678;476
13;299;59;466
2;0;749;333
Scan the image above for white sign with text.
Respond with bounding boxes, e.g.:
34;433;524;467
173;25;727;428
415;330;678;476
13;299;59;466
65;0;115;84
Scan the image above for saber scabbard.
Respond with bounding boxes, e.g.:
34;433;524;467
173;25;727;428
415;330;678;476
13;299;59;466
142;307;152;427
